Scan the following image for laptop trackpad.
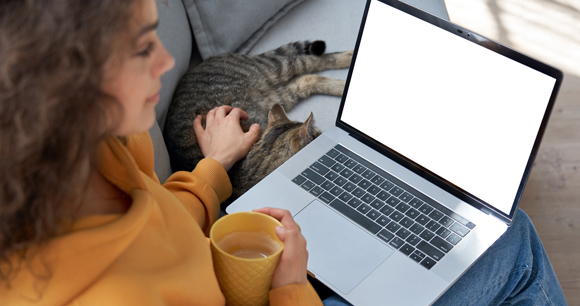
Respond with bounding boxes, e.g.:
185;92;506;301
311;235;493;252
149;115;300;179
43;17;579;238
294;200;394;294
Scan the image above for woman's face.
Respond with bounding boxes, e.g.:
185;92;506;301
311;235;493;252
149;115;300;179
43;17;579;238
103;0;175;136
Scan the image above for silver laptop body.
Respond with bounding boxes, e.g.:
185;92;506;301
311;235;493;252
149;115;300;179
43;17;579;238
227;0;563;305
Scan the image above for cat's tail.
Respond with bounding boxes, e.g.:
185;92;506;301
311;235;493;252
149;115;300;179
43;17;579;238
267;40;327;58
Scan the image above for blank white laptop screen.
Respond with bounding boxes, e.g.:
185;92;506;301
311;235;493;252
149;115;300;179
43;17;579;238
341;0;556;215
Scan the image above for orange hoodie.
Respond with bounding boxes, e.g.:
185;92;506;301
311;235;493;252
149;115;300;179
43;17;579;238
0;132;322;306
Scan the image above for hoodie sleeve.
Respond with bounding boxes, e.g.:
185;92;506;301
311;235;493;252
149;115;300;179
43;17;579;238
163;158;232;235
269;282;324;306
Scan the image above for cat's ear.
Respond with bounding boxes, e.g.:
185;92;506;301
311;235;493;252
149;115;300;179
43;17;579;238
268;104;291;127
292;113;317;152
298;113;316;141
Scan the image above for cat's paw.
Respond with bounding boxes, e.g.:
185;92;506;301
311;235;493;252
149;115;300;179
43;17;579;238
307;40;326;56
337;50;354;68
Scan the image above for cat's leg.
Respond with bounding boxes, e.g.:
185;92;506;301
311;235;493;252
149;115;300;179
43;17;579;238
260;41;353;80
261;75;346;112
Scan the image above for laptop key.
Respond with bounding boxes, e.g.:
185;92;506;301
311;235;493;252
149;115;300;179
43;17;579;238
338;192;353;203
420;257;436;270
329;186;344;197
353;164;367;174
446;233;462;245
389;237;405;249
430;236;454;253
321;180;335;191
376;190;390;201
343;182;357;192
370;175;385;185
377;215;390;227
309;186;323;197
318;155;335;167
405;208;420;219
344;159;357;169
340;168;354;178
377;229;394;243
329;199;381;234
390;211;404;222
362;169;376;179
386;221;401;233
436;227;451;239
367;185;381;195
333;176;348;187
318;192;335;204
389;186;404;196
367;209;381;220
395;202;410;213
419;229;435;242
399;192;413;203
417;241;445;261
370;199;384;210
418;204;434;215
301;168;325;185
331;163;345;173
429;210;444;221
349;174;363;184
410;251;425;263
439;216;454;228
358;179;372;190
426;220;441;232
450;223;470;237
361;193;375;204
395;228;411;239
409;198;424;208
357;204;371;214
415;214;430;225
335;153;349;163
310;162;330;175
380;180;394;191
352;187;366;198
324;171;339;181
399;217;414;228
406;234;421;246
400;243;415;256
409;224;425;235
301;180;315;191
348;198;362;208
292;175;307;185
379;205;394;216
326;149;340;159
386;196;400;207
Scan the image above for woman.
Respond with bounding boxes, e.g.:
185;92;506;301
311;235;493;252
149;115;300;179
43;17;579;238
0;0;567;305
0;0;316;305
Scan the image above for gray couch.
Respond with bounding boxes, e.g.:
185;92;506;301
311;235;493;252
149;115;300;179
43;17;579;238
151;0;449;183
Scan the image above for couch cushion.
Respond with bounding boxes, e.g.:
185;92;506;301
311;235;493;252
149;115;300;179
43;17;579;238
153;0;194;182
182;0;306;60
156;0;193;130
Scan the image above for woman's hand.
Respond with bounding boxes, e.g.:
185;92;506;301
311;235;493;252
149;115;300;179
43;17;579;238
253;207;308;289
193;106;260;171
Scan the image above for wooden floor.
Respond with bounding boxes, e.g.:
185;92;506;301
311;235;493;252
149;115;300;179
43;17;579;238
444;0;580;304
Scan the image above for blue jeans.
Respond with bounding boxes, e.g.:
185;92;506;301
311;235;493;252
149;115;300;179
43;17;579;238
322;209;567;306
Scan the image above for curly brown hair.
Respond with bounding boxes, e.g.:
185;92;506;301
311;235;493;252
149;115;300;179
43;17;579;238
0;0;139;285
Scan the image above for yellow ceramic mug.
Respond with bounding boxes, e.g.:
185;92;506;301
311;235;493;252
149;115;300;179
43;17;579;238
210;212;284;306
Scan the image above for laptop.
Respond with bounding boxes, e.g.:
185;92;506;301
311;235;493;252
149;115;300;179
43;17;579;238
227;0;563;304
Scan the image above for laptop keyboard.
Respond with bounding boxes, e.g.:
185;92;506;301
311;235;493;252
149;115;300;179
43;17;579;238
292;145;476;270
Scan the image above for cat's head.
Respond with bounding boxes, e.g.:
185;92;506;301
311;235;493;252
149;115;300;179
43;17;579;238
244;104;321;170
266;103;321;153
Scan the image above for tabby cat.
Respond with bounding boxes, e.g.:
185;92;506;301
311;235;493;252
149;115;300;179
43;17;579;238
164;40;352;201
